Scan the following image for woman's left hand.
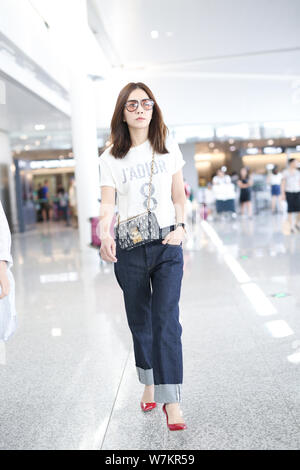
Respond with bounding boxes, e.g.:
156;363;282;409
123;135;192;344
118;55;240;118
162;226;185;245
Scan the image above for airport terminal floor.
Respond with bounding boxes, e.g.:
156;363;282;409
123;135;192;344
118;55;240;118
1;212;300;450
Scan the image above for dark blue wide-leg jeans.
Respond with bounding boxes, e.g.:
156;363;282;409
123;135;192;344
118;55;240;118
114;238;184;403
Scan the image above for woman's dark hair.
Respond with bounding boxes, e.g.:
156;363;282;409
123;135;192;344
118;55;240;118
288;158;296;165
240;166;250;178
109;82;169;158
272;165;278;175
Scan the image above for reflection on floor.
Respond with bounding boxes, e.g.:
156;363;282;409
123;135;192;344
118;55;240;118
1;213;300;450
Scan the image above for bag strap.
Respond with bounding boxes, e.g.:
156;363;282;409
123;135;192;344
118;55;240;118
147;148;155;212
118;147;155;225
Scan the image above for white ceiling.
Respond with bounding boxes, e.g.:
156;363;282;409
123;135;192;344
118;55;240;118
0;74;69;132
89;0;300;128
90;0;300;71
2;0;300;151
0;73;71;150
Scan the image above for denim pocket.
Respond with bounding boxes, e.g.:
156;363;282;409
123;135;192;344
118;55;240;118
162;241;183;247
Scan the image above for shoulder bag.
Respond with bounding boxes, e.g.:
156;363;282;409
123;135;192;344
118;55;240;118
114;147;160;250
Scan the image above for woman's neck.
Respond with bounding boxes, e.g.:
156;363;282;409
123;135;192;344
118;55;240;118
128;127;149;147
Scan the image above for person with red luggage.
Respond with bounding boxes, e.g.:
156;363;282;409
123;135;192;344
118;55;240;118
184;179;191;199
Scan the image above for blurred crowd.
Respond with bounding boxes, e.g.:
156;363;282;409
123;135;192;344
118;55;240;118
184;158;300;235
33;177;78;228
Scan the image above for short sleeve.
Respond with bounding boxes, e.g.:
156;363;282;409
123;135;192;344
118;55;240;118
170;139;186;175
99;156;116;189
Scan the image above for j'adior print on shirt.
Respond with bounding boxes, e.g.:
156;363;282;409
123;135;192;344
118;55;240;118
120;158;169;211
99;135;186;228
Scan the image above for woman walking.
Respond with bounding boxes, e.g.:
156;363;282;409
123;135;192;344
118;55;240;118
98;82;187;431
267;165;282;214
238;167;253;218
281;158;300;233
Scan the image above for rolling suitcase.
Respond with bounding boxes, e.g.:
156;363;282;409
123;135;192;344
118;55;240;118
90;215;116;248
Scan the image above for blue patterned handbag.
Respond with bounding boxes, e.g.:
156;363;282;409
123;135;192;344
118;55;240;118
114;148;160;250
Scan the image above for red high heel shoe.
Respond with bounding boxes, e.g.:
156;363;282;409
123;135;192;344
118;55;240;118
140;402;156;412
162;404;187;431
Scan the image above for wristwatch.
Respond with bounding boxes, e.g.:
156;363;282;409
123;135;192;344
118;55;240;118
176;223;186;233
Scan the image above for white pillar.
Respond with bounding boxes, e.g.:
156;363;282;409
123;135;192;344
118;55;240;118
34;0;102;250
65;0;100;251
69;71;100;251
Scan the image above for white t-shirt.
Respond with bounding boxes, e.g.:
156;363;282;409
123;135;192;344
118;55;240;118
270;173;282;185
212;175;231;185
99;135;186;228
282;169;300;192
212;175;235;201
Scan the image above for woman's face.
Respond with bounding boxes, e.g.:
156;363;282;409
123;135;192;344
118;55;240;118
290;160;298;169
123;88;153;131
240;168;247;178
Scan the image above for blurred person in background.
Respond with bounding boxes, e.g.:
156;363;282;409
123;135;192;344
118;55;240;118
206;182;215;220
68;177;78;228
200;182;215;221
281;158;300;233
238;167;253;218
212;168;236;219
231;171;239;189
267;165;283;214
184;178;191;199
40;179;50;222
57;186;70;226
35;183;44;222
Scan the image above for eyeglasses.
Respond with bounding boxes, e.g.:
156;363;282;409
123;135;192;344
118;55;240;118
124;99;154;112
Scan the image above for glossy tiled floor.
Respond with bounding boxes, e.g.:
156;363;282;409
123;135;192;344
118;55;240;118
1;211;300;450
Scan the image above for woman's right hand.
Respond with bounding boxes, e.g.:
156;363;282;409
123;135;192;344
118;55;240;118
100;236;118;263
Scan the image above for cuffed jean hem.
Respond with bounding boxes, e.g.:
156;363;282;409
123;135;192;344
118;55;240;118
154;384;182;403
136;367;154;386
136;367;182;402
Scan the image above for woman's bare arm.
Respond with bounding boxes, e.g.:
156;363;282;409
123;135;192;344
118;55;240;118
99;186;117;262
238;180;245;188
281;178;286;199
162;169;186;245
171;169;186;222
